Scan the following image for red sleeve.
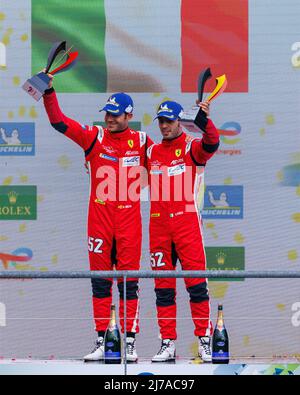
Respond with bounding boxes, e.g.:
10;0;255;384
190;119;220;165
43;88;98;152
144;135;154;170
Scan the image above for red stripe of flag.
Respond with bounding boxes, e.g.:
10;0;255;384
181;0;248;92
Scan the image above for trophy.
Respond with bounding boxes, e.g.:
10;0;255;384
22;41;78;101
180;67;227;133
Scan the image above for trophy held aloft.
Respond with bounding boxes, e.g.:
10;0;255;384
180;68;227;133
22;41;78;101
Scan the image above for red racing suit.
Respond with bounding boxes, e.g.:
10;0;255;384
43;88;153;334
147;118;219;339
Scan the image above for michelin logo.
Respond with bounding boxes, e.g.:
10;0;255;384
167;164;186;177
0;302;6;327
202;186;243;219
0;123;35;156
122;156;140;167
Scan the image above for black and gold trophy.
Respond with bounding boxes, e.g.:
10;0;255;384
22;41;78;101
180;67;227;133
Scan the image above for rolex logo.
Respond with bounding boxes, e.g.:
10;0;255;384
8;191;18;205
216;252;226;265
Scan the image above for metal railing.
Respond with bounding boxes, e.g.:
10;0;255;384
1;269;300;375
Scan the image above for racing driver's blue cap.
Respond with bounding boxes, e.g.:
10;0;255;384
154;100;184;120
100;92;134;115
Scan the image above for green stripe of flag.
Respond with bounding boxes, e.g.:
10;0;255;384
32;0;107;92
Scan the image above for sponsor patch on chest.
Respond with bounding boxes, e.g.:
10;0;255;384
167;163;186;176
99;153;118;162
122;156;140;167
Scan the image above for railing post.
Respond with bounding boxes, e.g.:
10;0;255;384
123;275;127;376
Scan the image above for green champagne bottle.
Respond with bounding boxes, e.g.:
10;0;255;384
212;304;229;364
104;304;121;364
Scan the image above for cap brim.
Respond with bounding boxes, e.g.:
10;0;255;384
154;113;178;121
99;105;123;115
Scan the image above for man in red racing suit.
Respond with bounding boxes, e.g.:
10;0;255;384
43;78;153;362
147;100;219;363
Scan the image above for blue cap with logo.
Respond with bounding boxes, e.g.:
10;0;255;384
154;100;184;120
100;92;134;115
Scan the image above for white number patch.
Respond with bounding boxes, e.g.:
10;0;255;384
88;237;104;253
150;252;166;268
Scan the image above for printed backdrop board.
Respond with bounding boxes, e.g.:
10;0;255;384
0;0;299;360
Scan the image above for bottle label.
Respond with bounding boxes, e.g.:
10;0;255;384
105;351;121;358
212;352;229;358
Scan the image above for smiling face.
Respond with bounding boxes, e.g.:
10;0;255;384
104;112;133;132
158;117;181;140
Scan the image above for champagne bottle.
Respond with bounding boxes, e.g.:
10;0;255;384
212;304;229;364
104;304;121;364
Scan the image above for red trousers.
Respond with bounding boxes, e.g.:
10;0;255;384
150;211;213;339
88;202;141;334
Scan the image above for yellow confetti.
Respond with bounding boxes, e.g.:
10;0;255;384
206;223;215;229
234;232;245;244
14;263;32;271
288;250;298;261
0;13;6;21
58;155;71;169
292;213;300;223
8;111;14;119
19;224;26;233
19;174;28;183
2;28;13;46
291;152;300;163
208;282;229;299
13;76;20;86
224;177;232;185
0;236;8;241
296;186;300;197
276;171;283;182
142;113;152;126
265;114;275;125
259;128;265;136
51;255;58;265
212;232;218;239
18;106;26;117
29;106;38;118
2;176;13;185
39;267;49;272
20;34;28;42
276;304;286;311
37;195;44;203
18;290;24;296
189;341;200;358
153;93;161;97
243;336;250;346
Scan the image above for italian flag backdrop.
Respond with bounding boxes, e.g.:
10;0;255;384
32;0;248;93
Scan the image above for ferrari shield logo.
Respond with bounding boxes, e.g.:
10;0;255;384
128;139;134;148
175;149;181;157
